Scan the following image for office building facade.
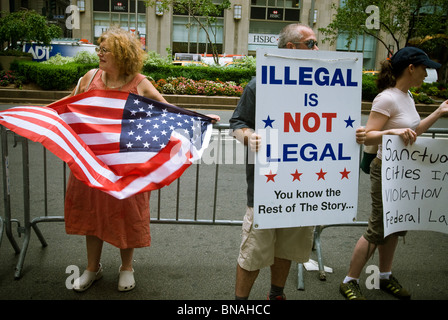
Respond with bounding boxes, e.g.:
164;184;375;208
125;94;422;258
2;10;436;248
1;0;401;70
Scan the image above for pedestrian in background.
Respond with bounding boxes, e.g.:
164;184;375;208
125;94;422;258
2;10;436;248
340;47;448;300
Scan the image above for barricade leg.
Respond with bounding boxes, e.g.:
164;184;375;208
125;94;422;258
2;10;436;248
297;226;326;290
297;263;305;290
14;136;31;279
31;216;65;247
14;224;31;279
302;223;369;286
1;126;20;255
0;216;3;249
314;225;327;281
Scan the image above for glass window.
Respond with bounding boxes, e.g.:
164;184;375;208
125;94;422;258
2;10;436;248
94;0;109;11
93;1;147;47
336;33;377;69
285;0;300;8
137;14;146;35
249;20;288;35
94;13;111;38
173;17;190;44
251;7;266;19
284;8;300;21
130;0;146;13
172;13;224;55
111;13;120;26
251;0;300;21
121;14;130;28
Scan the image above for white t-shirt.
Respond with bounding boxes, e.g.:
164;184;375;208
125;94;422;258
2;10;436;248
371;87;420;159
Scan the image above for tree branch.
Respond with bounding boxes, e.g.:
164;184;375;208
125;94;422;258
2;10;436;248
364;29;394;56
379;21;401;50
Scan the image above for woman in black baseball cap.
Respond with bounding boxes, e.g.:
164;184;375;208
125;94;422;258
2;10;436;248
340;46;448;300
377;46;441;92
391;46;441;70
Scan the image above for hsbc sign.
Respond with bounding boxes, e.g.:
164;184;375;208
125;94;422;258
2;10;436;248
112;1;127;11
248;33;279;46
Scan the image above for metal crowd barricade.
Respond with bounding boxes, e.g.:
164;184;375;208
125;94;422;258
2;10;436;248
149;123;244;227
0;126;65;279
0;123;245;280
1;123;447;289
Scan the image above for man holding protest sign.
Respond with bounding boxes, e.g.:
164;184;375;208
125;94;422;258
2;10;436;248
230;23;365;300
340;47;448;300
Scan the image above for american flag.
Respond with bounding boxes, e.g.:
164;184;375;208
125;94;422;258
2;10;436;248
0;90;213;199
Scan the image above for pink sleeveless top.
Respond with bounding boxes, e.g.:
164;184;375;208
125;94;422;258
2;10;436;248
87;69;146;95
64;69;151;249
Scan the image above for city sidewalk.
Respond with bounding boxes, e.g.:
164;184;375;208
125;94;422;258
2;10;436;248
1;170;447;302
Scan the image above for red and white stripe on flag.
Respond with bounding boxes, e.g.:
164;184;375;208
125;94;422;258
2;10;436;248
0;90;212;199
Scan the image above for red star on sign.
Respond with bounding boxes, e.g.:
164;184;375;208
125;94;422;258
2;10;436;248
265;170;277;182
316;169;327;180
340;168;351;179
291;169;303;181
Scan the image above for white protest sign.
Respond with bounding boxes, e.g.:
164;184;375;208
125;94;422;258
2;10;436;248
254;48;362;229
382;135;448;236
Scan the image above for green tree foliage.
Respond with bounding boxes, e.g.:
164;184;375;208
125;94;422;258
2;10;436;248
0;9;62;50
319;0;448;55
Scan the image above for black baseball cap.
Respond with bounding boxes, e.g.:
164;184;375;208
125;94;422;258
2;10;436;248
391;47;441;71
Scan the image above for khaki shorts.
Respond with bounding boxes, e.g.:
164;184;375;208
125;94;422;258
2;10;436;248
363;158;407;245
238;207;314;271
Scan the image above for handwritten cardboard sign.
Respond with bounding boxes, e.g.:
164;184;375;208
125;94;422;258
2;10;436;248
253;48;362;229
382;135;448;236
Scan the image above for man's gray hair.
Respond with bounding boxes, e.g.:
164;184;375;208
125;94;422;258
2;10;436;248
277;23;312;48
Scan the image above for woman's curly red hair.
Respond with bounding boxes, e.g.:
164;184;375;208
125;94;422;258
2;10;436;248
98;26;146;76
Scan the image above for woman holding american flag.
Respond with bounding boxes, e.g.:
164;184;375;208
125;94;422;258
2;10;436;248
65;27;170;292
0;26;220;292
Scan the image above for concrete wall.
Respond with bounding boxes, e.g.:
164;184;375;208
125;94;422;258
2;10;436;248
223;1;250;56
146;4;173;58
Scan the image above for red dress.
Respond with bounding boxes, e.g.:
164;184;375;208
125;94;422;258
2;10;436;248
64;70;151;249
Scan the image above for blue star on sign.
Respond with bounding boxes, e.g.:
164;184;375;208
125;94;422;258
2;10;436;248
344;116;355;128
262;116;275;128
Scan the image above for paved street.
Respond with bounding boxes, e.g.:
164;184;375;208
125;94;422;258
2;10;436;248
0;106;448;308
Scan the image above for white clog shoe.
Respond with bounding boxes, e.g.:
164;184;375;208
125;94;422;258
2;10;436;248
118;266;135;292
73;264;103;292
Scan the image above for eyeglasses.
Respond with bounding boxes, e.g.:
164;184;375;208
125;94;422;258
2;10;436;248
294;40;318;49
95;46;111;54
